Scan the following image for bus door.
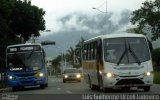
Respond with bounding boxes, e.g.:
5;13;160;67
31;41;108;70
96;40;103;86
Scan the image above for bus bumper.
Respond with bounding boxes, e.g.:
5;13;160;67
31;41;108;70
102;75;153;88
7;77;46;87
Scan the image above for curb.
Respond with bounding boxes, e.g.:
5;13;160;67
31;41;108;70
0;88;7;93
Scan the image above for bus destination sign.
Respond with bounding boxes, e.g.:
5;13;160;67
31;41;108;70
7;45;41;53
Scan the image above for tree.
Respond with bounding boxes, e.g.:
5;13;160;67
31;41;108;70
75;37;85;65
10;0;45;41
131;0;160;41
66;47;75;65
0;0;46;73
52;55;61;73
152;48;160;66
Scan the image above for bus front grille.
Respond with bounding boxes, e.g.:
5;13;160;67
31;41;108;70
20;81;33;84
115;79;144;85
15;73;35;77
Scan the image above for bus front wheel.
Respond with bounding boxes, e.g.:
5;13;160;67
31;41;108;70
40;84;45;89
45;83;48;87
88;75;99;90
143;86;150;92
12;86;19;91
99;77;112;93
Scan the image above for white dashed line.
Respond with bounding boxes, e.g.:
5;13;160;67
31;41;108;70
57;87;61;90
66;90;72;94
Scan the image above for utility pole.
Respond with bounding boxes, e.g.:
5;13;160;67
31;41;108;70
73;50;75;65
105;0;108;34
93;0;108;34
106;0;107;13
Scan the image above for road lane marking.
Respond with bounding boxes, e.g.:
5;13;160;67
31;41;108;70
57;87;61;90
66;90;72;94
51;79;61;82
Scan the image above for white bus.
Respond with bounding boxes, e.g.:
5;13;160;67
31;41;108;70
82;33;153;92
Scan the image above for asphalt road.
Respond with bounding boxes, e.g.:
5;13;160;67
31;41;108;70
3;76;160;94
1;76;160;100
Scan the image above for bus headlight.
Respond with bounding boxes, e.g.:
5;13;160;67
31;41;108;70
76;74;81;78
146;72;151;76
8;75;13;80
64;75;68;78
106;72;113;78
39;73;44;77
99;71;102;75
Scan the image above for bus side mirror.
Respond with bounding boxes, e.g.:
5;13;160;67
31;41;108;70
147;39;153;51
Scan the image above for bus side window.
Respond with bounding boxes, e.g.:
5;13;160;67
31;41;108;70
94;42;97;60
88;43;91;60
91;43;94;60
83;45;87;60
86;44;88;60
97;40;102;62
89;43;92;60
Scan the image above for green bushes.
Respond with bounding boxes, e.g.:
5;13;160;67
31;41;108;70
154;72;160;84
152;48;160;67
152;48;160;84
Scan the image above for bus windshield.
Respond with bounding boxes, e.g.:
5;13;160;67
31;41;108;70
7;52;43;71
104;37;150;64
64;69;79;73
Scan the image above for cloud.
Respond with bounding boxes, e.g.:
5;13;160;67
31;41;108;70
38;10;131;58
57;10;131;34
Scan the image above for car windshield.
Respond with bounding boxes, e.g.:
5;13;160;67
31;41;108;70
64;69;79;73
104;37;150;64
7;52;43;71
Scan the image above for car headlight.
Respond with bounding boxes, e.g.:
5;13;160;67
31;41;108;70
39;72;44;77
76;74;81;78
64;75;68;78
8;75;13;80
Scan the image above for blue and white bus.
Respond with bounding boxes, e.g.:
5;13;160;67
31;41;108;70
5;43;48;91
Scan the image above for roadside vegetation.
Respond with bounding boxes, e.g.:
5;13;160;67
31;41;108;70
152;48;160;84
130;0;160;84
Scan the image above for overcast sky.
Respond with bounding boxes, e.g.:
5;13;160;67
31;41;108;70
32;0;147;35
31;0;151;58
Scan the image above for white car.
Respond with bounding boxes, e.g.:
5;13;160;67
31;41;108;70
63;68;81;83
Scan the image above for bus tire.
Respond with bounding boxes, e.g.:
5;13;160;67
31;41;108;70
45;83;48;87
78;80;81;82
143;86;150;92
88;75;91;88
20;86;24;90
99;76;106;92
103;87;112;93
63;79;66;83
12;86;19;91
91;84;96;90
99;77;112;93
88;75;100;90
40;84;45;89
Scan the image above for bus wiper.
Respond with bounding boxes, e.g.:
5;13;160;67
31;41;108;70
27;50;34;59
117;48;127;66
128;43;141;65
117;39;127;66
